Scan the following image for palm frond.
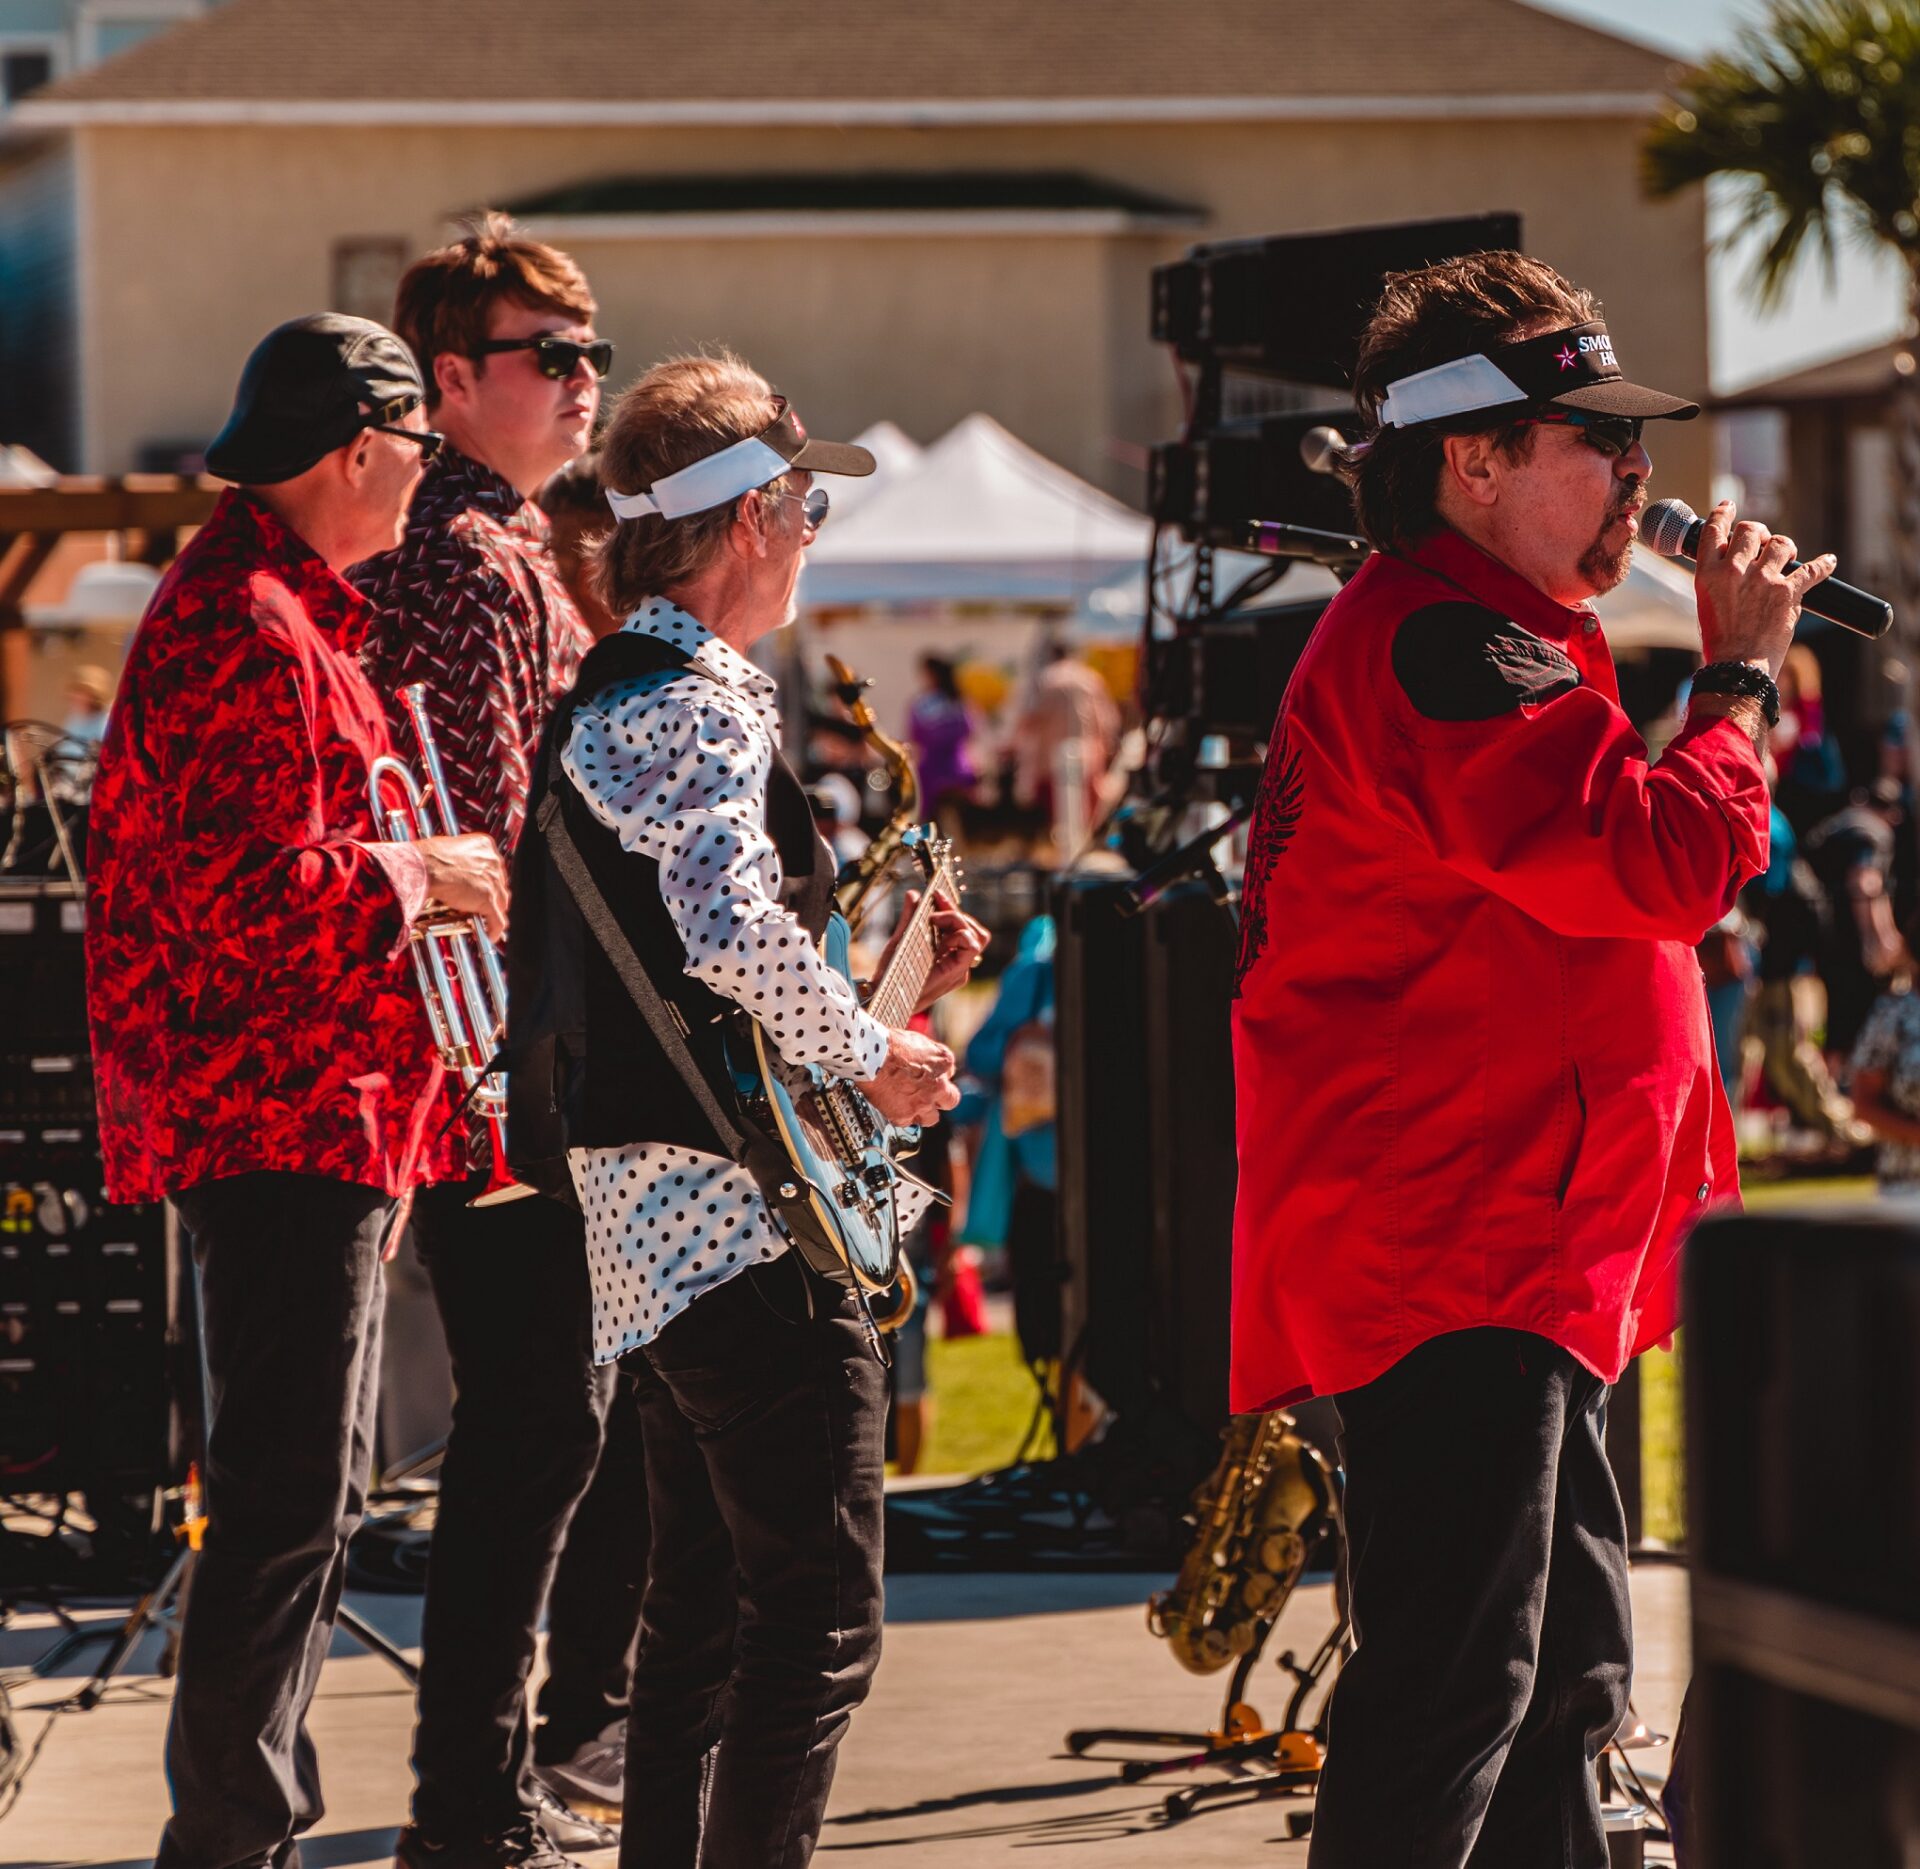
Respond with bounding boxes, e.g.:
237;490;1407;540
1644;0;1920;307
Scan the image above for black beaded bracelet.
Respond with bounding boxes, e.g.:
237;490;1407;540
1691;660;1780;728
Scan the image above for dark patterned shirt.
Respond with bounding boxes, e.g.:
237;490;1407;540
86;490;454;1203
354;446;592;854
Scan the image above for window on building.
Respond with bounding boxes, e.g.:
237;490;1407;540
331;238;409;328
1;49;55;103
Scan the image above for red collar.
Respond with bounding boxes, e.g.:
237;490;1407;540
1397;527;1599;643
218;488;371;651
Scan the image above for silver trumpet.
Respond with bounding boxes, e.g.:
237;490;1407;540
368;682;531;1207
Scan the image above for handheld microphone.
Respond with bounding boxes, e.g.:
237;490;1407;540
1641;498;1893;640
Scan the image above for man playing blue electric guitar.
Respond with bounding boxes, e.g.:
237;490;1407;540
513;350;986;1869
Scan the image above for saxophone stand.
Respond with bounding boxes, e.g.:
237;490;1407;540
1064;1505;1350;1826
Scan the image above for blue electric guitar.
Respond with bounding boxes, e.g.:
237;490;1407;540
729;827;963;1293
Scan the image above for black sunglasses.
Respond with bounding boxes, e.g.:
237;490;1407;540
362;395;443;459
369;423;444;460
1518;410;1645;460
472;334;616;380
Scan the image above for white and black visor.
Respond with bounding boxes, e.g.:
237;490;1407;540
605;395;875;522
1375;322;1698;430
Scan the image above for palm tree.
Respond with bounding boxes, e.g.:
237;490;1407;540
1645;1;1920;684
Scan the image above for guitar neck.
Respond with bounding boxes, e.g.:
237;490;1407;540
865;871;947;1031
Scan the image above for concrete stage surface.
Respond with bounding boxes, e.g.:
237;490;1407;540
0;1564;1686;1866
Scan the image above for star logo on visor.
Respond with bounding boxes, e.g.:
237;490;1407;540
1555;345;1578;371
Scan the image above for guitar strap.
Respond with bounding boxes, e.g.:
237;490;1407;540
533;713;855;1289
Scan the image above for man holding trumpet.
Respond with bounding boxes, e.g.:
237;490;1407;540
85;314;506;1869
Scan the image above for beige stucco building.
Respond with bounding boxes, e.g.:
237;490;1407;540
1;0;1712;511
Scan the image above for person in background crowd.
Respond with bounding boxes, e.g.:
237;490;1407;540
1741;767;1867;1149
537;450;620;640
956;914;1060;1375
887;1106;953;1475
86;313;508;1869
61;664;114;749
1012;639;1121;829
1847;912;1920;1198
354;217;641;1867
1805;777;1908;1066
907;653;980;822
1772;642;1847;832
806;771;870;872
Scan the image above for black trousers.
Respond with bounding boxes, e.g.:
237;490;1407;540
409;1183;647;1838
619;1255;887;1869
156;1171;392;1869
1310;1328;1633;1869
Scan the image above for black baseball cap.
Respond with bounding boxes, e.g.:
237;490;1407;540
205;313;426;486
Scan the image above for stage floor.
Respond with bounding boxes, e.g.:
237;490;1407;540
1;1563;1687;1866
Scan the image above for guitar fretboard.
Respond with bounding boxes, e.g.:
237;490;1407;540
864;871;948;1031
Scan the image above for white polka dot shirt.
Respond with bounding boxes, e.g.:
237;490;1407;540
561;599;891;1362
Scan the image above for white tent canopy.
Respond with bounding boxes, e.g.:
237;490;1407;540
831;419;924;521
800;412;1151;608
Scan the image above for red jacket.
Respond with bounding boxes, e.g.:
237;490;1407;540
1230;527;1769;1411
86;490;453;1203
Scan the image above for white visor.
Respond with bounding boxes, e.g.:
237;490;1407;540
1377;354;1529;430
605;435;793;522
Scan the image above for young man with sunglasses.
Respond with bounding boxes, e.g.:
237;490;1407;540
86;315;510;1869
1230;252;1834;1869
353;218;640;1869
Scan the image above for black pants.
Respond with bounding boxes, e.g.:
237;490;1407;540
409;1183;647;1838
156;1171;392;1869
619;1255;886;1869
1310;1328;1633;1869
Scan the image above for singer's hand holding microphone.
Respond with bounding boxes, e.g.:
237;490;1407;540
1678;499;1833;680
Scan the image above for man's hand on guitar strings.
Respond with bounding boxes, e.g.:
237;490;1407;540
857;1027;961;1127
907;889;992;1011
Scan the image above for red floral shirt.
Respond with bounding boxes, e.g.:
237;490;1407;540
354;447;591;854
86;490;454;1204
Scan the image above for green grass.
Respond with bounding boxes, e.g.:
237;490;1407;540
915;1332;1052;1477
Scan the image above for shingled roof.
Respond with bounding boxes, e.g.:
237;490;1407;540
19;0;1677;116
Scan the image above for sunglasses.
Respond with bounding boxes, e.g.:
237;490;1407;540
363;395;444;459
472;334;616;380
768;485;830;531
1516;410;1645;460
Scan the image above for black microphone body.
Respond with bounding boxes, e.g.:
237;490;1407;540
1642;498;1893;640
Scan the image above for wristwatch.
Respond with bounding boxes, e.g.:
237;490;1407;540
1691;661;1781;728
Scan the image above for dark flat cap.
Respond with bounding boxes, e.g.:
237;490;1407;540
206;313;424;486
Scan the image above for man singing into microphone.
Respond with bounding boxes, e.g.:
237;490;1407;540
1230;251;1833;1868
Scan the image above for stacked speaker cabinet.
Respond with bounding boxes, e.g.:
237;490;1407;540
1685;1208;1920;1869
0;879;174;1519
1052;871;1239;1442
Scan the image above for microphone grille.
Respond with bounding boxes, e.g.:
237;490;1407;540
1642;498;1699;559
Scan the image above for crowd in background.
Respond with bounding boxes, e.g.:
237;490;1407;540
1700;642;1920;1196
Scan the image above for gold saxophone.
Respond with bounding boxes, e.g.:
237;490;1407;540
825;654;920;935
1149;1412;1339;1673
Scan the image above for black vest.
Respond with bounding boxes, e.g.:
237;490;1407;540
506;629;833;1198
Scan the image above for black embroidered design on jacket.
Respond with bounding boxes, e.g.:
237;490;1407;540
1391;601;1583;721
1234;725;1306;995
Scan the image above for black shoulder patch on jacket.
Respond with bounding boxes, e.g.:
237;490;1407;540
1391;601;1583;722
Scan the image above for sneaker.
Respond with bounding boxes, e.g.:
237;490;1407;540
394;1817;570;1869
533;1732;624;1814
531;1785;618;1851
